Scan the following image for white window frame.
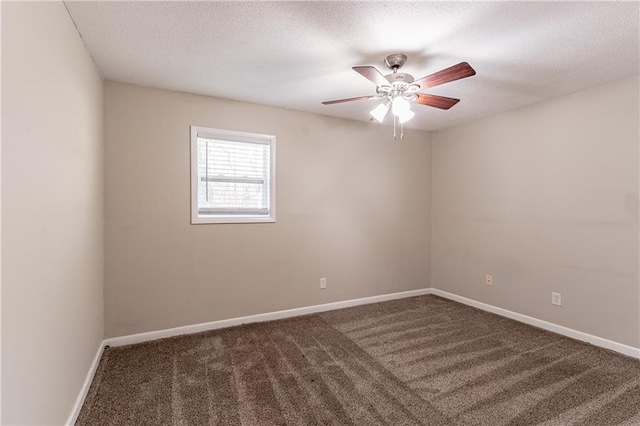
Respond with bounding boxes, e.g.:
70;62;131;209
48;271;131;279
190;126;276;224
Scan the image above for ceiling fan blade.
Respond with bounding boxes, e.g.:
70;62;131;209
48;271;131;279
414;62;476;90
414;94;460;110
353;66;389;87
322;95;377;105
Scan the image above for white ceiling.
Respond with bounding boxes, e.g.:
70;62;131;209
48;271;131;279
65;1;639;132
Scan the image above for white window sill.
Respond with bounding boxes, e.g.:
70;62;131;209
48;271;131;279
191;215;276;224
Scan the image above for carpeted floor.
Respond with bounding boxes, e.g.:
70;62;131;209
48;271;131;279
77;295;640;425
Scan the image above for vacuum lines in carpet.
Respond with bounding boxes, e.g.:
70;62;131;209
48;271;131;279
77;295;640;425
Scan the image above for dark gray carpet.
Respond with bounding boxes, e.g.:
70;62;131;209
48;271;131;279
77;295;640;425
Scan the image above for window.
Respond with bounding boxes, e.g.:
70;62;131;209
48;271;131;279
190;126;275;224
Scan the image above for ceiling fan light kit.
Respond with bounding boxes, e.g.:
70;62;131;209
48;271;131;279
391;96;410;115
370;101;390;123
398;109;415;124
323;54;476;139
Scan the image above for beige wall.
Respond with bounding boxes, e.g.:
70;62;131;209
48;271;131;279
0;3;636;422
1;2;104;424
104;82;432;337
432;76;640;347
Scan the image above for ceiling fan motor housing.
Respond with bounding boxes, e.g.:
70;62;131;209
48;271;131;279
382;73;420;99
385;73;414;86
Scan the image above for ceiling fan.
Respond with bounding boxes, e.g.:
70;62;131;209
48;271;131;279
322;54;476;136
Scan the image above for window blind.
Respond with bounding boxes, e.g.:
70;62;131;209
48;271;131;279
196;136;271;216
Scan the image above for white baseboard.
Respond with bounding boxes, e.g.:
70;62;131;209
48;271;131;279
431;288;640;359
67;288;430;423
66;340;106;425
69;286;638;424
104;288;432;348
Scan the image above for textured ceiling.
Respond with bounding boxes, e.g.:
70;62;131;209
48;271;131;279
65;1;639;131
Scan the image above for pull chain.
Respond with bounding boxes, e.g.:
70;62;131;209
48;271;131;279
400;122;404;140
393;115;397;140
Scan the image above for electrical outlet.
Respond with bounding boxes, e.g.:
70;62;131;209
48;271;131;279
552;292;562;306
320;278;327;289
486;275;493;286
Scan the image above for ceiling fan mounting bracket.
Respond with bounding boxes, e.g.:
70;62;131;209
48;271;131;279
384;53;407;72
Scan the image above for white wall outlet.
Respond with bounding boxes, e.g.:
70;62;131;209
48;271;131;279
486;275;493;286
552;292;562;306
320;278;327;289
